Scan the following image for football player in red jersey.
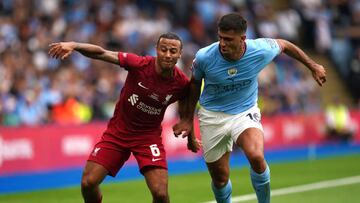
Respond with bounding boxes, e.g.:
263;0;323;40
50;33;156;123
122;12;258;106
49;32;200;203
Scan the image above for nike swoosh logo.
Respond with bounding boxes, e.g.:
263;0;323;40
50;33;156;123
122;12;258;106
138;82;149;89
152;158;162;162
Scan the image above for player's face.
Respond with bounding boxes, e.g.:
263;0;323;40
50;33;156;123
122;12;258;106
218;30;246;60
156;38;182;71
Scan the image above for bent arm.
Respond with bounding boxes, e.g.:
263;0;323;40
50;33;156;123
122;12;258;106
277;39;316;70
172;77;202;137
49;42;119;65
185;77;202;121
276;39;327;86
176;79;202;153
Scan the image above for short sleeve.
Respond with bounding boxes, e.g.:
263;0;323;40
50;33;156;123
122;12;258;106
191;56;205;82
258;38;282;57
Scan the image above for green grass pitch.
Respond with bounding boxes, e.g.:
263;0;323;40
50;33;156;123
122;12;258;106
1;154;360;203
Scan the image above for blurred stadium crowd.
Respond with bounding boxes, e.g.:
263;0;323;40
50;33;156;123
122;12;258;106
0;0;359;126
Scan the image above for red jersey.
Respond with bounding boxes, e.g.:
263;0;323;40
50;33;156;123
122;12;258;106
104;52;189;139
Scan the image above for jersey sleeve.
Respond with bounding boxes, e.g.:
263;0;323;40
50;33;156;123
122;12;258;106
117;52;149;70
257;38;282;61
191;53;205;82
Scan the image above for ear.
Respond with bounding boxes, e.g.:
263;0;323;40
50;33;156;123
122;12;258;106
241;35;246;41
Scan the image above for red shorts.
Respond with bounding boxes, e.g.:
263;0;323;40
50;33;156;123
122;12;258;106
88;132;167;177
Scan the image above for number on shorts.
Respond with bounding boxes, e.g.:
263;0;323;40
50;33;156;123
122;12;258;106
149;144;160;157
246;113;253;120
246;112;260;122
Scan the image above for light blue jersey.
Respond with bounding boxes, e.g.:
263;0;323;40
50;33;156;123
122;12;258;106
192;38;281;114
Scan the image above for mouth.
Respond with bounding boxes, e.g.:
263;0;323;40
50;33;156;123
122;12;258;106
221;47;228;53
163;61;173;66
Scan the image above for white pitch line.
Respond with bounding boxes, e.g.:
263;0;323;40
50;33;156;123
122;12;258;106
203;175;360;203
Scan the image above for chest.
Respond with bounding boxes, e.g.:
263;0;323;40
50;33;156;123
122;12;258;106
126;70;184;107
204;58;260;84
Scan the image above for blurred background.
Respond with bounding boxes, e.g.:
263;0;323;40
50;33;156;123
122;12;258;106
0;0;360;201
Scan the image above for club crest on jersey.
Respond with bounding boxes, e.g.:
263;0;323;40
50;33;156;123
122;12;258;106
162;94;173;105
227;68;237;76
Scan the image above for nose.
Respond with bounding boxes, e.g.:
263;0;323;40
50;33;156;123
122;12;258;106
164;50;172;58
219;39;226;48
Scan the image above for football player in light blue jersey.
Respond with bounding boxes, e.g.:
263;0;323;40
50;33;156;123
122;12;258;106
173;13;326;203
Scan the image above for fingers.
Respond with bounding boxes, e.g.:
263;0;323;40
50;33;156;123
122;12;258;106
61;52;71;60
174;130;190;138
48;43;59;57
316;76;326;86
48;43;70;60
312;64;327;86
188;139;202;153
320;76;326;84
182;130;190;138
173;123;191;137
173;125;182;137
316;78;323;86
313;70;326;86
189;138;201;148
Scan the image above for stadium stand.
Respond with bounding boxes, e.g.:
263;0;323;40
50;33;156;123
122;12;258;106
0;0;358;126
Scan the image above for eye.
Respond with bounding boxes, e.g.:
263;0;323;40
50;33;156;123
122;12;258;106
170;48;178;54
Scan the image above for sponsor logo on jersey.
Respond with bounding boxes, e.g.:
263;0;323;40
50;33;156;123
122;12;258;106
128;94;139;106
207;79;252;95
136;102;162;115
129;93;162;115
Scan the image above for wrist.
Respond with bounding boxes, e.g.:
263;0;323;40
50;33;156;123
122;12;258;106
71;41;78;50
181;116;194;122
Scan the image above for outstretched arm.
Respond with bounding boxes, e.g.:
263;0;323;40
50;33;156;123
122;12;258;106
48;42;119;65
276;39;327;86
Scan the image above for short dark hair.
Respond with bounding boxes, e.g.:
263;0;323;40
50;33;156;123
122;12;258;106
218;13;247;34
157;32;183;49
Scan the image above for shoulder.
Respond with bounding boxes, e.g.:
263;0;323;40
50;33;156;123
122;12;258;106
245;38;281;58
119;52;154;63
247;38;280;50
196;42;219;62
174;66;190;83
119;52;154;70
172;66;190;89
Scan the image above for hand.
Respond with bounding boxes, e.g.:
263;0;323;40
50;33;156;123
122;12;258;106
173;119;192;138
48;42;76;60
311;64;327;86
187;136;202;153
